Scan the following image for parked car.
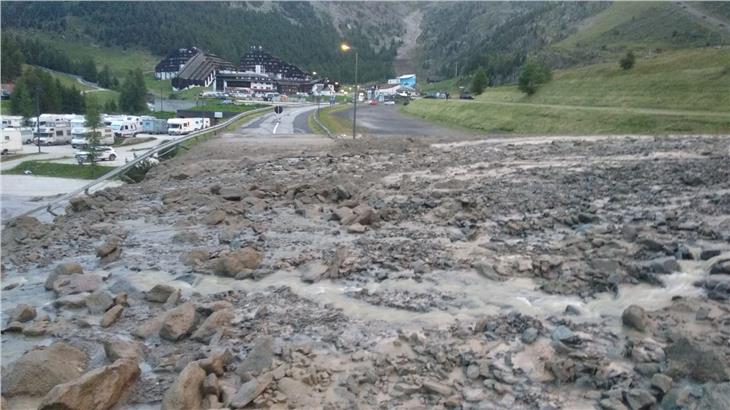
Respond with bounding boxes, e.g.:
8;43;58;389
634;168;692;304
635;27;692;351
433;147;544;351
75;146;118;164
459;93;475;100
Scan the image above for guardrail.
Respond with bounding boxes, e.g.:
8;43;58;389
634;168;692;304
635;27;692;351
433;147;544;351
6;106;272;222
312;108;333;138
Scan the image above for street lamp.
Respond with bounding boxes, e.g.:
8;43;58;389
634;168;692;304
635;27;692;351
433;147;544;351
340;42;358;139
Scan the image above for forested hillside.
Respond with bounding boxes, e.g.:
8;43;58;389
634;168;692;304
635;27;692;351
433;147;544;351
1;1;400;83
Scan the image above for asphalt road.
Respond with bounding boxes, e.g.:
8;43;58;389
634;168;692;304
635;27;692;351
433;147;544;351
333;103;476;137
240;104;317;135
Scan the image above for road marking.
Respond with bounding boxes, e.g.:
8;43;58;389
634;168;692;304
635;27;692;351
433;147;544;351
272;121;280;134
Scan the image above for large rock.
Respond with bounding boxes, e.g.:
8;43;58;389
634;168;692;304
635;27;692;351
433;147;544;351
160;302;197;341
709;256;730;275
145;284;177;303
96;238;122;265
624;389;656;410
277;377;314;407
1;342;87;397
643;257;681;274
192;309;234;343
8;303;36;323
622;305;649;332
352;203;378;225
38;358;140;410
52;273;103;296
215;247;263;277
235;336;273;379
665;336;730;382
298;261;328;283
230;373;272;409
45;263;84;290
103;338;143;362
86;290;114;314
161;361;206;410
698;382;730;409
100;305;124;327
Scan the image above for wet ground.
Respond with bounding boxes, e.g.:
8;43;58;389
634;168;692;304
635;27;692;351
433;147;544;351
334;104;476;137
1;130;729;409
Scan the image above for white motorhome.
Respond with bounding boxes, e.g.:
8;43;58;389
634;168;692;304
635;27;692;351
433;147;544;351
71;127;115;148
167;118;195;135
36;121;73;145
192;118;210;131
110;120;139;138
29;114;68;129
1;115;24;128
1;128;23;154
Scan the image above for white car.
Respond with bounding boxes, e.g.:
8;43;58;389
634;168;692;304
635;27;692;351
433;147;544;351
75;146;118;164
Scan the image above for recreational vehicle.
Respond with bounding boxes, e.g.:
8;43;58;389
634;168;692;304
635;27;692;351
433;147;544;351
167;118;195;135
141;117;168;134
1;128;23;154
71;127;115;148
1;115;24;128
110;120;140;138
36;121;73;145
192;118;210;131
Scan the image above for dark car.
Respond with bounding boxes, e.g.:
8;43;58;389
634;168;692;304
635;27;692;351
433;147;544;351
459;93;474;100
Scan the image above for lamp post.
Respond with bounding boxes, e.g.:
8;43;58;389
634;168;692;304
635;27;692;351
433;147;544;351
340;43;358;139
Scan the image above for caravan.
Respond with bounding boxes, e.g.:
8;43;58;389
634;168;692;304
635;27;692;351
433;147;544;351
192;118;210;131
71;127;115;148
36;121;72;145
2;115;24;128
167;118;194;135
110;120;140;138
1;128;23;155
141;117;169;134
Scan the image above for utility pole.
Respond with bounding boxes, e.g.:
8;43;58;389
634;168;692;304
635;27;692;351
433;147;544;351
35;84;41;153
455;62;459;78
353;50;358;139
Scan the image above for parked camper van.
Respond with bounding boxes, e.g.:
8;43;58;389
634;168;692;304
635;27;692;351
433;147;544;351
141;117;168;134
36;121;72;145
191;118;210;131
111;120;139;138
1;128;23;155
1;115;24;128
71;127;115;148
167;118;195;135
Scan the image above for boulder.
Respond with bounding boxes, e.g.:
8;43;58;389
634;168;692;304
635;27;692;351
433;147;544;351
698;382;730;409
650;373;672;395
54;293;91;309
277;377;314;407
346;223;366;234
203;373;219;396
475;262;500;281
103;338;143;362
235;336;273;379
521;327;539;344
622;305;649;332
215;247;263;277
100;305;123;328
230;373;272;409
181;248;209;267
623;388;656;410
1;342;87;397
352;203;378;225
644;257;681;274
709;257;730;275
146;284;177;303
86;290;114;314
422;380;453;396
45;263;84;290
332;207;357;225
299;261;328;283
220;187;244;201
8;303;36;323
205;210;226;226
199;349;235;376
96;238;122;264
52;273;103;296
160;302;197;341
192;309;234;343
38;358;140;410
133;315;165;339
161;361;206;410
665;336;730;382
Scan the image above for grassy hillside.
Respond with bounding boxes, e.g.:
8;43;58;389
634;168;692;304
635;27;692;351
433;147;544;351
404;48;730;134
32;65;121;108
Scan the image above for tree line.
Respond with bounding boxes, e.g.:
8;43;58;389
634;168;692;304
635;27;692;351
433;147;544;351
8;66;148;118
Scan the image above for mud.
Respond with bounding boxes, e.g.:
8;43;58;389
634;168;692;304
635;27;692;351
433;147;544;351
2;132;729;409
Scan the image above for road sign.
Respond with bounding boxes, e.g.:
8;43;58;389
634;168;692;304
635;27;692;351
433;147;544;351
274;106;283;114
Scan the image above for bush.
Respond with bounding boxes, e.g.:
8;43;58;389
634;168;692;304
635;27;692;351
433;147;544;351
470;68;489;95
518;61;552;96
620;51;635;70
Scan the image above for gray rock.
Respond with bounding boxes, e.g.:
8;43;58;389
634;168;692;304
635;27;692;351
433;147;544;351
551;325;575;342
422;380;452;396
54;293;91;309
622;305;648;332
521;327;539;344
645;257;681;274
159;302;197;341
85;290;114;314
599;397;629;410
161;361;206;410
236;336;273;378
9;303;36;323
709;258;730;275
466;364;480;380
100;305;123;327
698;382;730;409
52;273;103;296
695;307;710;321
564;304;581;316
45;263;84;290
103;338;143;362
650;373;672;395
230;373;272;408
624;388;656;410
475;262;500;281
700;249;722;260
1;342;88;397
146;284;176;303
665;336;730;382
192;309;234;343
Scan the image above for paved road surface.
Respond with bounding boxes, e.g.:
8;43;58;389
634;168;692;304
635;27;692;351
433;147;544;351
334;104;477;137
240;105;316;135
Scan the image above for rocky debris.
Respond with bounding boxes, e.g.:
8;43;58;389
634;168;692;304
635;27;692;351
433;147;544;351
86;289;115;314
299;261;329;283
205;209;227;225
694;277;730;301
665;336;730;382
422;380;452;396
133;314;165;339
640;256;681;274
54;293;91;309
103;338;143;362
96;237;122;264
650;373;672;395
53;273;103;296
199;349;235;376
146;284;177;303
708;255;730;275
181;248;209;267
230;373;272;408
624;388;656;410
8;303;36;323
219;187;245;201
160;302;197;341
622;305;649;332
161;361;206;410
192;308;234;343
236;336;273;379
214;247;263;278
38;358;140;410
100;305;124;327
1;342;87;397
521;327;539;344
45;262;84;290
277;377;313;407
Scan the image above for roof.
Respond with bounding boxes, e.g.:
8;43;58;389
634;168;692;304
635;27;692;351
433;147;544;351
176;53;234;82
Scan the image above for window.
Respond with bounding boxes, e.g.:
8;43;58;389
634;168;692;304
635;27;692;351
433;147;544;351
56;131;63;136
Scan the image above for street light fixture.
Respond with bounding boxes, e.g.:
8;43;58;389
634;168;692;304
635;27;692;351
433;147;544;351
340;42;358;139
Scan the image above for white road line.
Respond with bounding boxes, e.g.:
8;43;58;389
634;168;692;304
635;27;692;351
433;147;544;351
272;120;280;134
